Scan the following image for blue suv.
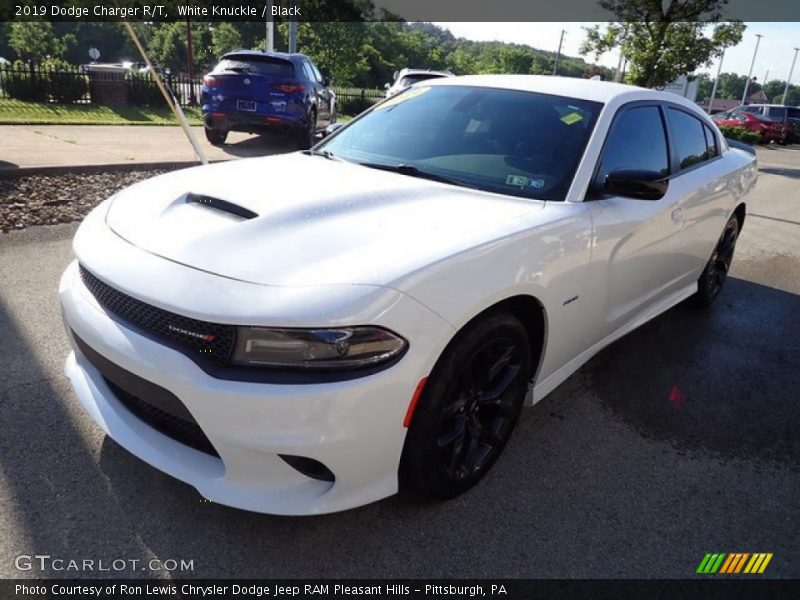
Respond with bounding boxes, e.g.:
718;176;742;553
201;50;336;148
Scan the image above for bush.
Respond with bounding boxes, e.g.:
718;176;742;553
1;63;47;101
718;124;763;145
0;60;87;104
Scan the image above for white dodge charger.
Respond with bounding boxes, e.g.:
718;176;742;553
60;75;757;514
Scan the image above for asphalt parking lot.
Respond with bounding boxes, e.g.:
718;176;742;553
0;146;798;579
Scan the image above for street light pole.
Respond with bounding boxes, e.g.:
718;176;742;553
783;47;799;105
707;49;725;114
265;0;274;51
741;33;762;105
553;29;565;76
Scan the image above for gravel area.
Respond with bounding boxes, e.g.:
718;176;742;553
0;169;169;233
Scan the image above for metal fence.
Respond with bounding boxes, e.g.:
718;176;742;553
0;63;203;108
0;62;385;115
333;87;385;115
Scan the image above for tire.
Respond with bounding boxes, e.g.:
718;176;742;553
692;214;740;308
295;111;316;150
400;312;532;499
204;127;227;145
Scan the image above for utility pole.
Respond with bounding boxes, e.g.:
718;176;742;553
707;49;725;114
783;47;799;105
552;30;565;76
741;33;763;105
265;0;274;51
288;18;297;53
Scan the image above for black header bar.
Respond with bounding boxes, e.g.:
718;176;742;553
3;0;800;22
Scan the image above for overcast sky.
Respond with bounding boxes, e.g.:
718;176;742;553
435;22;800;83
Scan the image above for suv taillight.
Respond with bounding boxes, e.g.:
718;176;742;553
272;83;305;93
203;75;217;86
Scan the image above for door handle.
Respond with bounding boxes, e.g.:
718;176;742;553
671;207;684;223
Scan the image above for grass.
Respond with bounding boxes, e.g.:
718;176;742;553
0;99;203;126
0;98;354;126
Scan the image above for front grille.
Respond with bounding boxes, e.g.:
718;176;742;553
79;265;235;365
104;378;219;457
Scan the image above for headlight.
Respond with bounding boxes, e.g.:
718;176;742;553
230;326;407;370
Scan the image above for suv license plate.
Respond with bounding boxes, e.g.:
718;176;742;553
237;100;256;111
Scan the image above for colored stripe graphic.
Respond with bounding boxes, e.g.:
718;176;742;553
699;552;773;574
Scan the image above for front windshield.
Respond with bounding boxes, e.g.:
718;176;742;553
318;85;601;201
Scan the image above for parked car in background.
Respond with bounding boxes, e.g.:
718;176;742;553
61;75;756;514
384;68;453;97
712;110;786;144
201;50;336;148
732;104;793;144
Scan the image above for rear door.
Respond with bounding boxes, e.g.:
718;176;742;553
306;60;334;125
665;106;734;279
587;103;689;333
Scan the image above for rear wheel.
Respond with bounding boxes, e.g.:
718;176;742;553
692;214;740;307
401;312;532;499
204;127;227;145
295;110;317;150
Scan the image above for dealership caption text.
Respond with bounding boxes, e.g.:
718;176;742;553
15;4;300;19
15;584;505;597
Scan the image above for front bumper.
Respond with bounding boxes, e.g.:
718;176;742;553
59;239;452;514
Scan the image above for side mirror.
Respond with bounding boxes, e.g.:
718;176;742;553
602;169;668;200
384;82;391;90
322;76;331;87
324;123;343;137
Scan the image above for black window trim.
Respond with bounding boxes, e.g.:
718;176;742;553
586;100;671;200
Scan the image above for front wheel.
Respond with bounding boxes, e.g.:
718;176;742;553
400;312;532;499
692;214;740;307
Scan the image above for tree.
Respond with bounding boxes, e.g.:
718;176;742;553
8;22;64;62
580;1;745;88
211;23;242;60
147;21;211;74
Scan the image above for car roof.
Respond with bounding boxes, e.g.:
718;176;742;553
421;74;693;106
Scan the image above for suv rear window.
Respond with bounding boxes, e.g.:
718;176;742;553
215;56;294;78
399;74;446;86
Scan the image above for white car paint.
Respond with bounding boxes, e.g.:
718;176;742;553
60;75;757;514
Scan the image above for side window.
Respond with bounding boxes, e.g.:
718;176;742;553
301;61;315;82
667;108;709;170
597;105;669;183
310;62;324;83
703;124;718;158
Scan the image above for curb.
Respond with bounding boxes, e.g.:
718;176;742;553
0;160;228;178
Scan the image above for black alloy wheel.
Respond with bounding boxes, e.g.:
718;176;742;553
693;214;740;307
401;312;532;499
296;111;317;150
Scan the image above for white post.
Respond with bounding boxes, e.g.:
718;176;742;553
707;49;724;114
783;48;799;105
266;1;274;51
741;34;762;105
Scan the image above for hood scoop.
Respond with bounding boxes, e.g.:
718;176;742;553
186;192;258;220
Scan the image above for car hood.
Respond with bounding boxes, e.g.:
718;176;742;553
105;153;543;287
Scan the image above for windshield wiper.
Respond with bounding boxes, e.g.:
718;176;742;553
303;149;342;161
358;162;476;189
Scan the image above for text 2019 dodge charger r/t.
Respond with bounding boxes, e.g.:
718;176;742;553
60;76;757;514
